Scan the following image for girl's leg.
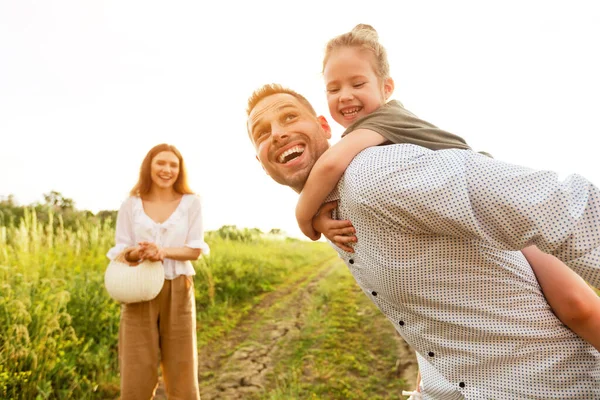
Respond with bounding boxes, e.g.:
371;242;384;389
522;245;600;351
160;275;200;400
119;295;161;399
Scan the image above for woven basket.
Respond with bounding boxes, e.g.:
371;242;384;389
104;256;165;303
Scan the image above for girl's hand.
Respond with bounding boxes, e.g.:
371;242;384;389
296;200;321;240
313;201;357;253
298;217;321;241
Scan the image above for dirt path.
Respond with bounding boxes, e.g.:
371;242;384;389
155;258;418;399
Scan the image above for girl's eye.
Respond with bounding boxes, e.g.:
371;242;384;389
353;82;366;88
327;88;339;94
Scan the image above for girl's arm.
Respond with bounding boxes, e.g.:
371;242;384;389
522;245;600;351
296;129;387;239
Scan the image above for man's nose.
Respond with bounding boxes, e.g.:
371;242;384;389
272;126;289;142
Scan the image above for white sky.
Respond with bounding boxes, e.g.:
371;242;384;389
1;1;599;239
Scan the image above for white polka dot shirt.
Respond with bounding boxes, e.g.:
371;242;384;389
327;144;600;399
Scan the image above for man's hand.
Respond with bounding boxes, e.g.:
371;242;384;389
313;201;357;253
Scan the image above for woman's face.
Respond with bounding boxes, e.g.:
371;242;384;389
150;151;180;190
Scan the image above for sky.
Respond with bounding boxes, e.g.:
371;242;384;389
1;1;599;239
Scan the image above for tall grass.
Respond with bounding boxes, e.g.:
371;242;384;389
0;209;334;399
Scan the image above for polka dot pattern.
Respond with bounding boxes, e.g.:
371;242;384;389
326;144;600;399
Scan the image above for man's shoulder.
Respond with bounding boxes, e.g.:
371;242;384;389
347;143;433;169
339;144;429;196
340;144;476;193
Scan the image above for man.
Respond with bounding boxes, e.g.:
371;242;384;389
246;83;600;399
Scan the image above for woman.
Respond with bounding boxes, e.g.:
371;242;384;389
107;143;209;399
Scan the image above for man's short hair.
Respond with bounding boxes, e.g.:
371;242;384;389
246;84;317;117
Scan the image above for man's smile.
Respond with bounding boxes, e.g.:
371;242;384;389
275;143;306;164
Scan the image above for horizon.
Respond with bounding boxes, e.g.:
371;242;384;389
2;1;599;239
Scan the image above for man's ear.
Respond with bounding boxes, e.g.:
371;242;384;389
255;155;270;176
383;77;395;100
317;116;332;139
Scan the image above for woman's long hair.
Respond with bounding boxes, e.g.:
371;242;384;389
130;143;194;197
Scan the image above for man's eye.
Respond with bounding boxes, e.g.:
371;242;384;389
256;130;269;141
284;113;297;122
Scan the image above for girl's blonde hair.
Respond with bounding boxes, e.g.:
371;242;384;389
322;23;390;81
130;143;194;197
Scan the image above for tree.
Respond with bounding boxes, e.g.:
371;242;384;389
42;191;75;211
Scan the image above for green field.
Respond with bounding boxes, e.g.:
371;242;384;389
0;209;336;399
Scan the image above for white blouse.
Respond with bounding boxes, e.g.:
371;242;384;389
106;194;210;279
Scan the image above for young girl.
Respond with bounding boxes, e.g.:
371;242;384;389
295;23;600;381
106;143;209;399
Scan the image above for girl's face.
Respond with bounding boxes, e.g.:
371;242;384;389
150;151;180;190
324;46;393;128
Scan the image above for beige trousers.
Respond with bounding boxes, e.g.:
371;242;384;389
119;275;200;400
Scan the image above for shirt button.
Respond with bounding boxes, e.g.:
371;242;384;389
349;259;354;264
371;291;377;296
399;321;405;326
459;382;465;388
428;352;434;357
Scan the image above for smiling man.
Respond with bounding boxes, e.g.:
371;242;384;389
246;83;600;399
247;85;331;193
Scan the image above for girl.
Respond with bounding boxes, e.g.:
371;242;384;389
106;143;209;399
295;23;600;393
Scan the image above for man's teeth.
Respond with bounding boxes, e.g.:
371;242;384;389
278;146;305;163
341;107;361;116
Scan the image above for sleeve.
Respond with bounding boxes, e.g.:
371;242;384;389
106;197;136;260
185;195;210;256
362;150;600;286
342;100;472;152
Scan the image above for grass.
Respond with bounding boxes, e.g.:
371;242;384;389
0;209;335;399
261;262;411;400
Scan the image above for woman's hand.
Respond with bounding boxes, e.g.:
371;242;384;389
118;246;143;266
313;201;357;253
138;241;166;262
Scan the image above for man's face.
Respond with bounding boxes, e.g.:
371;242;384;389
248;93;331;193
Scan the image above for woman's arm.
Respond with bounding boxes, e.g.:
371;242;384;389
296;129;387;239
106;198;136;260
138;196;209;262
162;246;202;261
522;245;600;351
138;241;202;262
